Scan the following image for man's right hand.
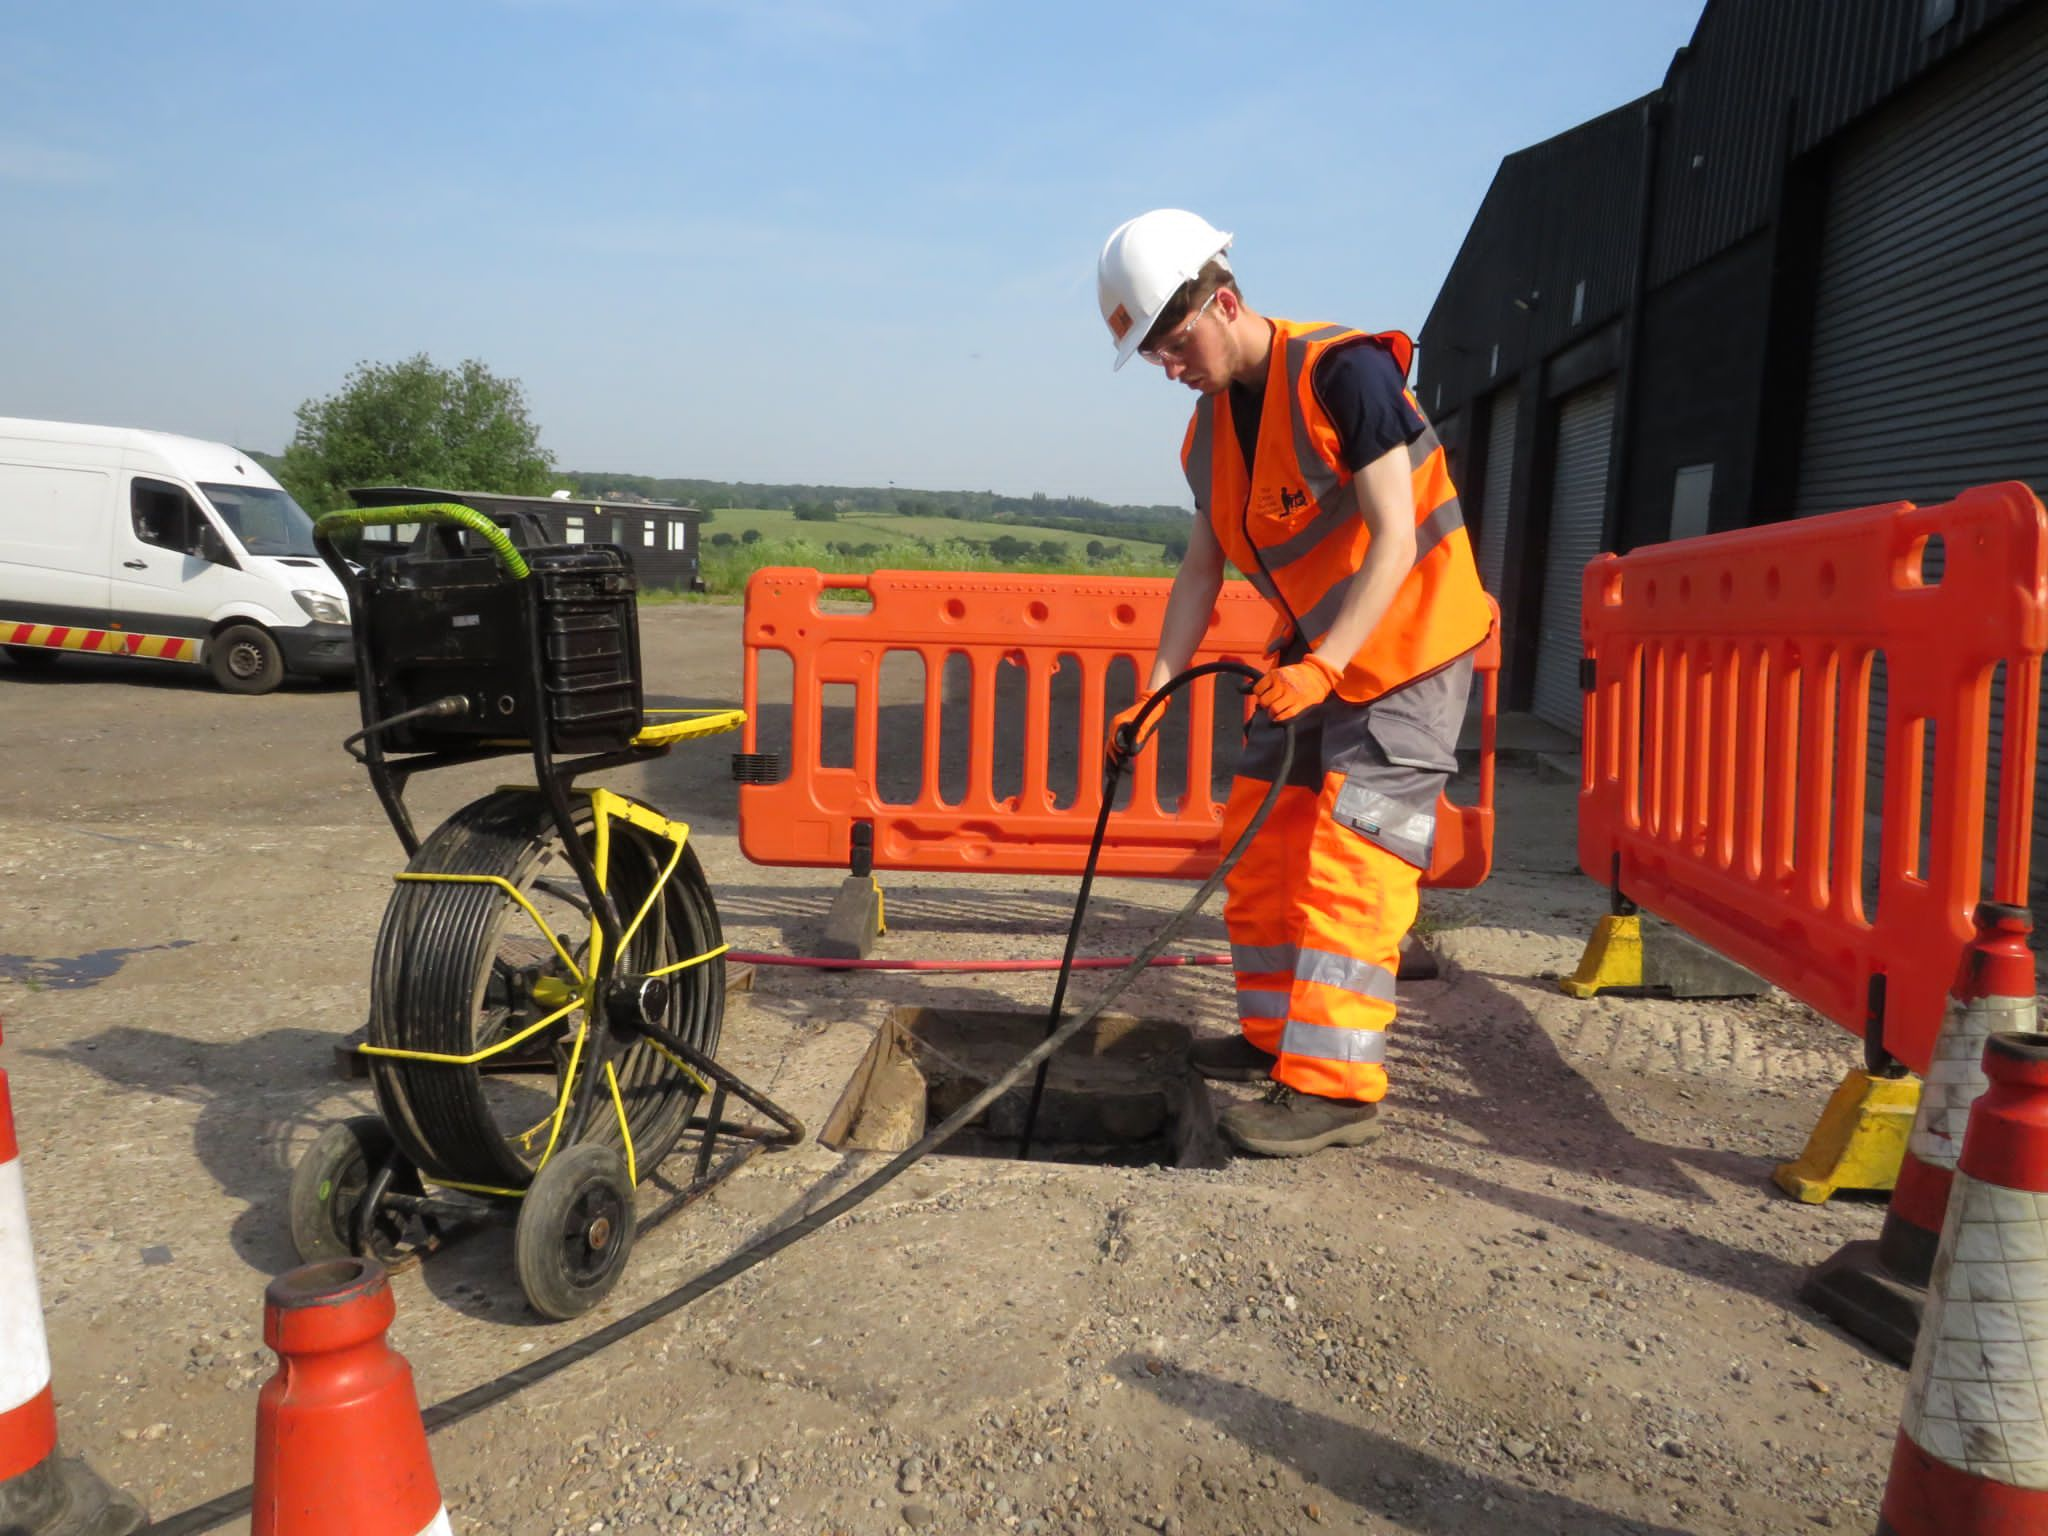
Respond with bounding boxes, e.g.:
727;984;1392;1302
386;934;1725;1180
1107;699;1157;767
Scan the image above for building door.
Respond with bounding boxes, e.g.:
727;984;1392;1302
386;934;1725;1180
1794;10;2048;893
1475;385;1518;600
1530;381;1617;734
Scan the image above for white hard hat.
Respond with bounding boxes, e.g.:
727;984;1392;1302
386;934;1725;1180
1097;209;1233;370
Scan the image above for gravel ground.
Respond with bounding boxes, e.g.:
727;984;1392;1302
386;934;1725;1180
0;604;1905;1534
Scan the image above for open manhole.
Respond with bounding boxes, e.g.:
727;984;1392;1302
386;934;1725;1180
823;1007;1226;1169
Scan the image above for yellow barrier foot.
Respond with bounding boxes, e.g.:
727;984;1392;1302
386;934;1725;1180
821;874;886;961
1561;911;1769;999
1561;913;1642;997
1771;1068;1920;1203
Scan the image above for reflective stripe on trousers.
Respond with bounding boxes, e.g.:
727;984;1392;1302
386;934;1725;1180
1220;771;1419;1104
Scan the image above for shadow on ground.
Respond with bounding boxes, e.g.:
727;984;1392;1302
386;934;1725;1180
35;1024;347;1275
1125;1355;1692;1535
1374;967;1830;1311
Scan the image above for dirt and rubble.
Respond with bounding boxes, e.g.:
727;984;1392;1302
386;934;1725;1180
0;604;1914;1534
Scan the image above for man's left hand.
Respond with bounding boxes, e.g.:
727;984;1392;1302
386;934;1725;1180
1251;655;1343;722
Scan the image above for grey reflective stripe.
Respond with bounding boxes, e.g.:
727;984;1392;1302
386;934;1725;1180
1287;495;1468;644
1414;496;1465;563
1285;332;1345;506
1279;1019;1388;1064
1290;571;1351;647
1408;426;1442;470
1232;943;1296;974
1237;562;1281;605
1185;399;1214;515
1257;485;1355;570
1236;988;1292;1021
1296;947;1398;1001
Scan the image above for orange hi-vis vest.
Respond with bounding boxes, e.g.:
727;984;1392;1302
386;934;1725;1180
1181;317;1492;703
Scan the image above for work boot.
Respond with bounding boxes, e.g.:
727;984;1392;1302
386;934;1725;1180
1219;1084;1383;1157
1188;1033;1277;1082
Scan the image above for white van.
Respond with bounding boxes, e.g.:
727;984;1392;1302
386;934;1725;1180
0;418;352;694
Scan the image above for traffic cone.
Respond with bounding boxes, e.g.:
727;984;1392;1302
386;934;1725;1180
253;1258;452;1536
1878;1029;2048;1533
1804;902;2038;1362
0;1021;145;1536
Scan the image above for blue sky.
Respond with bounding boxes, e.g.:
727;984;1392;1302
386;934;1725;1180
1;1;1699;507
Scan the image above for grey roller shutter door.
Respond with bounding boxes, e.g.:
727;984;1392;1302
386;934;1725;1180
1795;11;2048;896
1531;381;1618;734
1476;385;1518;599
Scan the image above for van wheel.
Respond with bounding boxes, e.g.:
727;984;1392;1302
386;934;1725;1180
208;624;283;695
2;646;60;670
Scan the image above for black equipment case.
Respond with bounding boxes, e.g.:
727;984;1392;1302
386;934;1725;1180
359;536;645;755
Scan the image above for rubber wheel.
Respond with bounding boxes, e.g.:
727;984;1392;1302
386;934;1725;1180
515;1143;636;1320
2;645;60;671
208;622;284;694
367;789;724;1189
288;1115;425;1265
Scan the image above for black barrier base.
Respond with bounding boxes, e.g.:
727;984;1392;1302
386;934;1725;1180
1800;1237;1925;1365
0;1451;147;1536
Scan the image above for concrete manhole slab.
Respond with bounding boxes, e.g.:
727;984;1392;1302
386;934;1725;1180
822;1006;1225;1169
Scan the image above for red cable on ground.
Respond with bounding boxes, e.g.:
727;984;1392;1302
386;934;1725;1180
725;951;1231;973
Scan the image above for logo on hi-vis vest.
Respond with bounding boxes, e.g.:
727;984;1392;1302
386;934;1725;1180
1255;484;1312;521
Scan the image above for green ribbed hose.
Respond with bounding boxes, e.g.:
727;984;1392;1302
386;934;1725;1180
313;502;532;580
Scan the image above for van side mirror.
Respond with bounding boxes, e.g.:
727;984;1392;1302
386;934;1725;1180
198;525;238;568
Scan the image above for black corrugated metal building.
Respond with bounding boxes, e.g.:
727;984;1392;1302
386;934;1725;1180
1419;0;2048;746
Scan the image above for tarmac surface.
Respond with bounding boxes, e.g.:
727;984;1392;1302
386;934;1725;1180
0;605;1912;1534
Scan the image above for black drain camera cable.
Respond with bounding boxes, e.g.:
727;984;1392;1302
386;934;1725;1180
144;662;1289;1536
1018;660;1265;1159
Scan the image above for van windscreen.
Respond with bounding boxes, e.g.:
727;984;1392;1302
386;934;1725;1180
201;483;320;557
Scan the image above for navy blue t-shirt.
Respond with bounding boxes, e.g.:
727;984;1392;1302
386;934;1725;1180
1227;337;1425;479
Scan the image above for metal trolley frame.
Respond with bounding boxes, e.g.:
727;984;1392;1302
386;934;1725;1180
291;503;801;1319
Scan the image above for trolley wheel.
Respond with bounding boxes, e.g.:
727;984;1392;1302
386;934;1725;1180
515;1143;636;1320
368;789;724;1190
288;1115;427;1266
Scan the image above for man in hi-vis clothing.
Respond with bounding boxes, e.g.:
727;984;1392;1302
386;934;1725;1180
1098;209;1492;1157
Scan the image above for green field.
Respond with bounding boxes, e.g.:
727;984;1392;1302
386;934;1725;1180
699;506;1165;557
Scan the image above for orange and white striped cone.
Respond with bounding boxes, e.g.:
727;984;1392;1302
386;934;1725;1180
0;1022;145;1536
1883;905;2038;1285
253;1257;452;1536
1878;1029;2048;1533
1805;902;2037;1362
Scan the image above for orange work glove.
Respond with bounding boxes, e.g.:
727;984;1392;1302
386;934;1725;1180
1106;698;1158;766
1251;654;1343;722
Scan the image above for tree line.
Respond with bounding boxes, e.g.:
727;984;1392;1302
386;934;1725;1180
705;529;1189;565
563;474;1191;545
257;355;1195;550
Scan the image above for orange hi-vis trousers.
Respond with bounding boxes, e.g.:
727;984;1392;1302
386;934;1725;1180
1221;654;1472;1103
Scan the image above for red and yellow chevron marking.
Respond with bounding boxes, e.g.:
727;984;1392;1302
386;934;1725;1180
3;620;200;663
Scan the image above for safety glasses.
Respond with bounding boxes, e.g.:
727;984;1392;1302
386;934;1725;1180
1139;290;1218;365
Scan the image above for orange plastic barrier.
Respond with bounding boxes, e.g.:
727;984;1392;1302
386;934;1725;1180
1578;481;2048;1074
739;569;1497;886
